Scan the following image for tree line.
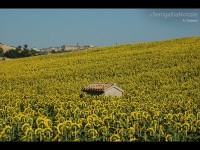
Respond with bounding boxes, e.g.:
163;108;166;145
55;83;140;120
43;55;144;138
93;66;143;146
0;44;47;59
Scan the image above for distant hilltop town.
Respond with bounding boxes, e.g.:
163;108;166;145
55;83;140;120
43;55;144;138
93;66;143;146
40;43;97;53
0;42;97;54
0;42;97;59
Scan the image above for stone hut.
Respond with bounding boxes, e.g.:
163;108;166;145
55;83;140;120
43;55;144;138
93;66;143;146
81;83;124;96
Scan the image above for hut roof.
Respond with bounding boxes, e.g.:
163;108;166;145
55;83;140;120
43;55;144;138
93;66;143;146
82;83;116;92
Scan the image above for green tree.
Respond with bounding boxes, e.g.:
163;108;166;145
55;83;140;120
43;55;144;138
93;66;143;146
20;49;30;57
4;49;20;58
16;46;22;50
0;48;4;57
30;49;37;56
24;44;28;49
51;49;57;54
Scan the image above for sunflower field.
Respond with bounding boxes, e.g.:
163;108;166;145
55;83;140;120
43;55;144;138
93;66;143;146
0;37;200;141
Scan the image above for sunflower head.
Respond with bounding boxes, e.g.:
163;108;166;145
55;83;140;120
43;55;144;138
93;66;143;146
71;123;80;132
20;115;26;123
44;119;52;128
38;122;46;129
113;121;121;128
93;119;101;127
25;127;34;137
44;127;53;137
6;116;13;124
103;117;112;127
0;118;5;125
0;124;4;131
65;120;72;127
87;129;98;139
36;117;45;126
197;112;200;120
146;127;155;136
165;134;172;142
79;118;87;126
196;120;200;129
3;125;12;135
22;123;30;133
35;128;43;136
57;123;64;135
109;134;121;142
27;117;34;126
182;123;190;131
128;127;136;136
129;137;137;142
59;117;65;123
13;116;20;124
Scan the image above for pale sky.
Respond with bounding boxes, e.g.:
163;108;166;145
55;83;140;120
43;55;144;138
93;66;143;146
0;9;199;48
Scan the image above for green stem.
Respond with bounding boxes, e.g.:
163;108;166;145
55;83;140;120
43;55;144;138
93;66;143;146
18;123;20;137
40;132;42;142
174;132;176;141
75;128;76;140
93;132;94;141
70;131;71;141
65;132;67;142
13;127;15;140
30;133;32;142
106;128;108;141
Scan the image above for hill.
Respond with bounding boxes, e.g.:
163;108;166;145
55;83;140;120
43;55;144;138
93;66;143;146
0;44;16;52
0;36;199;141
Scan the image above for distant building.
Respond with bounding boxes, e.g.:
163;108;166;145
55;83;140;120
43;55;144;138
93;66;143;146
40;47;62;53
61;44;79;51
32;48;40;51
81;83;124;96
40;43;96;53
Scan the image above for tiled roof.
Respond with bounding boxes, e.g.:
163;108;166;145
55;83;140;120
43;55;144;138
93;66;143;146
82;83;116;92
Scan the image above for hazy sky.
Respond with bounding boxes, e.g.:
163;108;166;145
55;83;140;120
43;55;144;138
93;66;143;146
0;9;199;48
